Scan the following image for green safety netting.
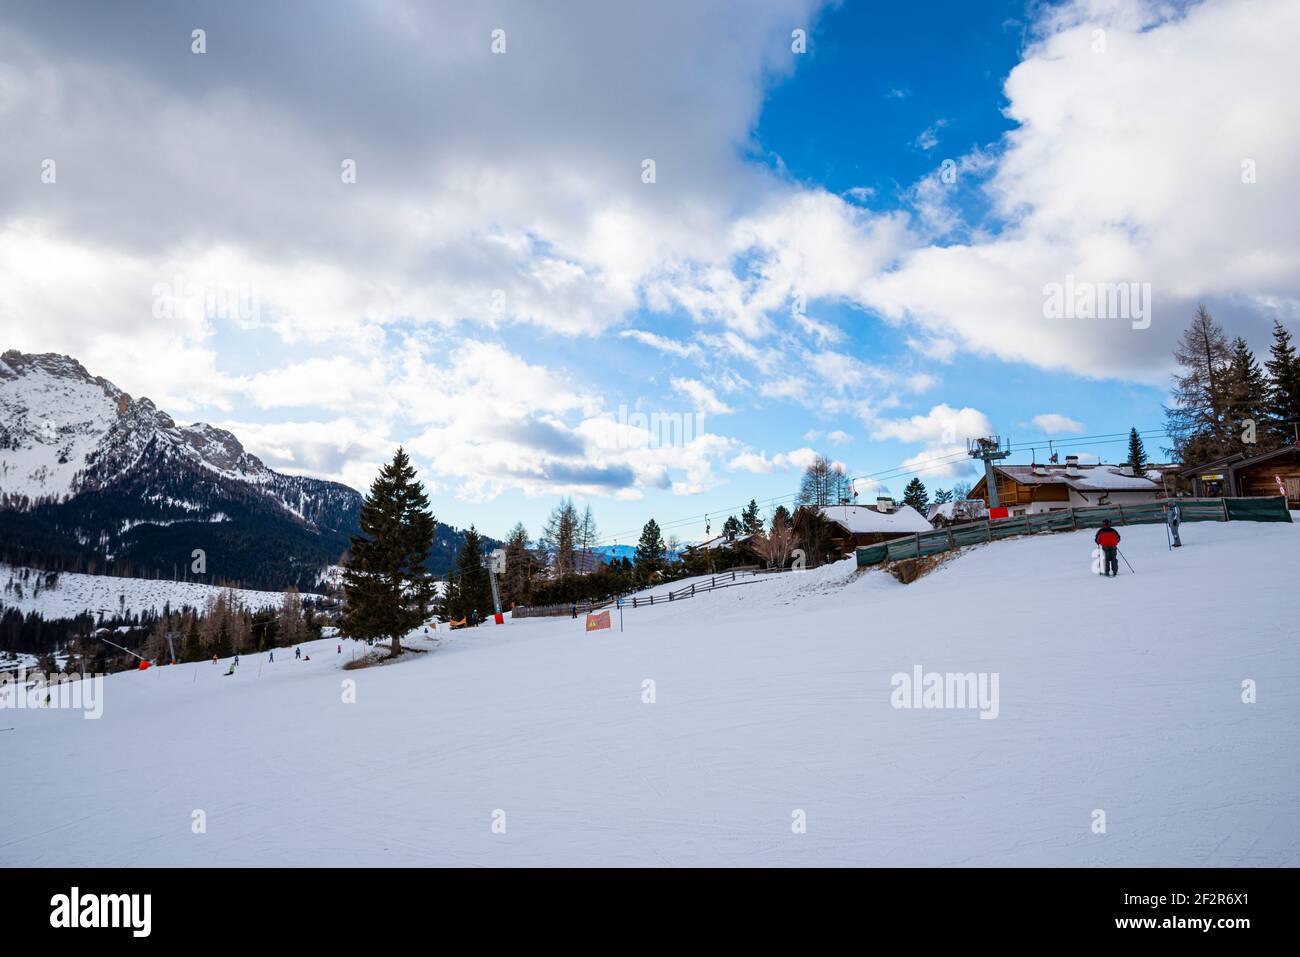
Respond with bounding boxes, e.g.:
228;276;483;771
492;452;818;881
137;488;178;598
1226;496;1292;522
855;496;1289;569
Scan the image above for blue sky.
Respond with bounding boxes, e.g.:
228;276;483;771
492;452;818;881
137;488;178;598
3;0;1296;545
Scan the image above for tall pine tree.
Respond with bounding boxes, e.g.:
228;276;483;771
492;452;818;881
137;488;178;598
902;477;929;513
449;526;492;625
341;448;436;656
1264;319;1300;445
1126;428;1148;473
634;519;665;577
1224;337;1269;452
500;522;533;608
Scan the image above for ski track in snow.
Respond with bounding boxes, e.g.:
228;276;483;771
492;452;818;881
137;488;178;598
1;520;1297;866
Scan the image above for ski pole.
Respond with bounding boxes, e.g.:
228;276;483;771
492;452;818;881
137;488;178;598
1117;548;1135;574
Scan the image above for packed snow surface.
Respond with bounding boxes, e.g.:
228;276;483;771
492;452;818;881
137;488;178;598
1;520;1296;866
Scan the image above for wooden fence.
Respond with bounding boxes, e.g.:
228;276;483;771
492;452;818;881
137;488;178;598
511;566;796;618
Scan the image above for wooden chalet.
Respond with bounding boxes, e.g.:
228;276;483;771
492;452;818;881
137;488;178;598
969;455;1163;517
818;498;933;555
1176;445;1300;505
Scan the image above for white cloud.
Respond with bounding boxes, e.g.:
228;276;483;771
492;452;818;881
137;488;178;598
1031;413;1086;435
913;119;950;151
670;378;733;415
618;329;700;359
871;404;994;480
729;446;822;474
862;0;1300;381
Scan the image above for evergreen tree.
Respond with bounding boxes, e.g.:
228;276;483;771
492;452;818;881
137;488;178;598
634;519;665;576
181;617;202;662
1126;428;1149;473
741;499;762;534
721;515;741;539
213;617;234;659
449;525;492;625
932;488;954;505
340;448;436;656
501;522;533;608
770;504;792;530
902;477;929;513
1224;337;1269;452
1264;319;1300;445
1165;304;1232;463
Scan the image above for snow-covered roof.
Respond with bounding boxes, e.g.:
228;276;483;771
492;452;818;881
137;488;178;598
818;503;932;534
926;500;989;522
994;464;1161;492
691;532;758;551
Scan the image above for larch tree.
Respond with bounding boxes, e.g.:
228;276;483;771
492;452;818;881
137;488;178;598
797;455;835;507
1164;304;1232;463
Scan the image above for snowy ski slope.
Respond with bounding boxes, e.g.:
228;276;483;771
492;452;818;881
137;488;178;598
1;519;1296;866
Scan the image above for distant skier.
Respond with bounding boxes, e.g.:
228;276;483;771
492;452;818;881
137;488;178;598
1095;520;1121;577
233;655;239;667
268;650;274;663
571;602;577;619
295;646;301;659
1166;500;1182;548
211;654;218;664
337;644;341;654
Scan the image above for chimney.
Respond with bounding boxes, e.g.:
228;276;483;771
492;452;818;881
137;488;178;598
1119;464;1134;477
1065;454;1080;477
876;495;894;513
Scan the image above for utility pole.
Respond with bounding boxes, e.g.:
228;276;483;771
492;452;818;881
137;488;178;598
968;436;1012;508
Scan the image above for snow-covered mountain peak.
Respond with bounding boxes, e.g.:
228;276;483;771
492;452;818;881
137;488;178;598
2;350;284;508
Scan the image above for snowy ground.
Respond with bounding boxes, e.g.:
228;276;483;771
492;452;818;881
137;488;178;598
0;562;320;619
1;520;1296;866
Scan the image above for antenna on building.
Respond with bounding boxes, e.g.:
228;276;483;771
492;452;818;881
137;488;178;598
968;435;1012;508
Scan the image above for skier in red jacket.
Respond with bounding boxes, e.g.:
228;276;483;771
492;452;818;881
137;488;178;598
1094;520;1121;577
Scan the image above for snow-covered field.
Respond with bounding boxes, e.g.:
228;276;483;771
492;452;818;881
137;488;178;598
0;563;320;619
1;519;1296;866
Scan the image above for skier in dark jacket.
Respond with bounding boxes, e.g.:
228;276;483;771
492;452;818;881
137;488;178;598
1095;520;1121;576
1166;501;1182;547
